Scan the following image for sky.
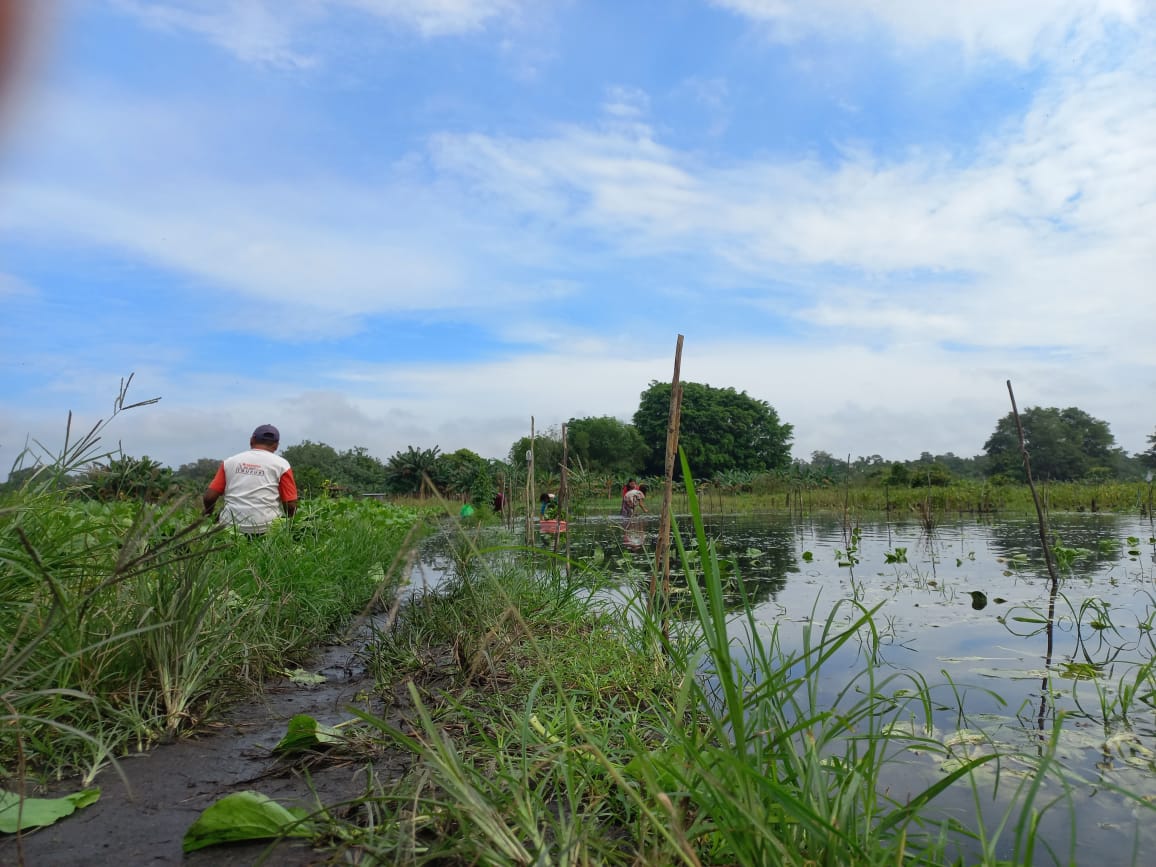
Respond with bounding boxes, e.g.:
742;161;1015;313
1;0;1154;474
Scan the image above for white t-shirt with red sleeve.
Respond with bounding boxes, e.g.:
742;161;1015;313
208;448;298;533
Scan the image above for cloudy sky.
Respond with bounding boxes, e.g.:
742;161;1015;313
1;0;1154;473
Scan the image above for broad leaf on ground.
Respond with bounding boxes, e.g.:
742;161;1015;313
182;790;313;853
273;714;344;755
0;788;100;833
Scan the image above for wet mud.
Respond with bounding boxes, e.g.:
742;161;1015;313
1;618;416;867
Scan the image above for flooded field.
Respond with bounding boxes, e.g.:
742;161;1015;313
557;511;1156;864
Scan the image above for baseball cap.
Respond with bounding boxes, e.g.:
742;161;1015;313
251;424;280;443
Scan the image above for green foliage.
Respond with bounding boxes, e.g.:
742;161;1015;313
566;415;648;475
0;465;44;494
281;440;343;494
1142;428;1156;471
885;461;911;486
281;440;389;496
171;457;220;492
911;460;954;487
0;788;100;833
384;445;441;496
434;448;492;502
80;454;173;502
507;429;564;479
2;489;426;776
984;406;1121;482
183;791;314;853
632;381;793;478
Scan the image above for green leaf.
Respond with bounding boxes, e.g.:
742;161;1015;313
285;668;326;685
273;714;343;755
183;791;313;853
0;788;100;833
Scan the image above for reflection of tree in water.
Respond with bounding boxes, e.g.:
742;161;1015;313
982;513;1133;580
566;514;798;615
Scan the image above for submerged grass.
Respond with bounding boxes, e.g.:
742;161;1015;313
308;456;1085;865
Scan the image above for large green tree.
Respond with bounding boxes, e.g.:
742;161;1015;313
632;381;794;478
983;406;1121;481
1142;428;1156;471
508;429;565;481
566;416;648;475
384;445;442;496
173;458;221;492
434;448;492;501
281;440;343;497
280;441;389;496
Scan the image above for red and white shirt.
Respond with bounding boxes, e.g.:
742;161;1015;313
208;449;297;533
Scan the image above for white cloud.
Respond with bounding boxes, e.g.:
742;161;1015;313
426;42;1156;351
710;0;1144;65
341;0;522;37
0;272;37;298
6;326;1150;478
110;0;527;67
111;0;317;69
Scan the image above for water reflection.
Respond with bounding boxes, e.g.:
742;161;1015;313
557;511;1156;864
564;513;797;611
411;511;1156;863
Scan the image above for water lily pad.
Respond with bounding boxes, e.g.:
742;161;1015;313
0;788;100;833
943;729;988;748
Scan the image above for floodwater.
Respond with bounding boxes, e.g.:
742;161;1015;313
555;509;1156;865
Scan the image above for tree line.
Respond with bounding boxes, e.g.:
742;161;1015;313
5;380;1155;501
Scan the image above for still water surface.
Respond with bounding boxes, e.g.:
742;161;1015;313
555;510;1156;864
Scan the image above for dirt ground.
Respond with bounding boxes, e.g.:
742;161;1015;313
1;620;419;867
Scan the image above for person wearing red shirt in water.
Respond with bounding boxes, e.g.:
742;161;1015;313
203;424;298;536
621;484;648;518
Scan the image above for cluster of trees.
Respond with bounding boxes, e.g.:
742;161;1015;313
6;382;1155;501
1;442;501;504
276;442;497;500
521;393;1152;490
512;382;795;483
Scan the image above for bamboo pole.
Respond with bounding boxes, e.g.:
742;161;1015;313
653;335;684;632
1007;381;1060;586
555;422;569;562
526;416;535;546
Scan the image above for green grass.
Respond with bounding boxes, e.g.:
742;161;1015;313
575;478;1153;517
1;480;430;782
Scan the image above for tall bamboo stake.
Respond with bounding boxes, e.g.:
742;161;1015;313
555;422;569;563
1007;381;1059;586
653;335;684;634
526;416;535;546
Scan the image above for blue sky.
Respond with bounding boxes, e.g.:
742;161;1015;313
2;0;1154;472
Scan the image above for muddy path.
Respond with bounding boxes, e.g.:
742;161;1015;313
1;616;422;867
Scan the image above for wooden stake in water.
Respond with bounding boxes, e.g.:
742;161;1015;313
526;415;535;546
653;335;684;632
556;422;569;563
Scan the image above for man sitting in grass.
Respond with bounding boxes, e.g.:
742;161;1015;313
203;424;298;536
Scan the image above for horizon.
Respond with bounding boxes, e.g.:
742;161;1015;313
2;1;1154;472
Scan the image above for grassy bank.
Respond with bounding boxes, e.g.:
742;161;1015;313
568;478;1154;520
1;473;430;782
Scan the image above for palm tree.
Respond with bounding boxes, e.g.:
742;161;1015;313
384;446;441;497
